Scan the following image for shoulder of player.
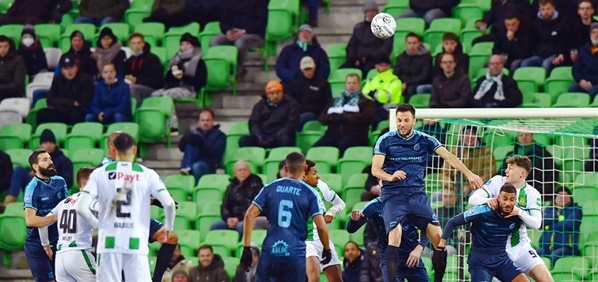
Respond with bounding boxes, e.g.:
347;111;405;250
465;204;493;217
50;175;67;184
363;197;382;210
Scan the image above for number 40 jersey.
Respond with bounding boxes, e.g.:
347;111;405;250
45;192;95;253
83;161;166;255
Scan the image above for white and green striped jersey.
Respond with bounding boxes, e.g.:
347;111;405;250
46;193;95;254
83;161;166;255
481;175;543;248
306;180;345;241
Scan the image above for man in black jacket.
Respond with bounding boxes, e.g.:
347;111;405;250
470;55;523;108
210;0;268;79
394;33;432;101
0;149;13;195
286;56;332;131
58;31;98;78
0;35;26;102
398;0;458;25
125;32;165;106
37;54;94;125
341;241;363;282
240;80;299;148
210;161;265;235
0;0;72;25
571;0;597;61
492;12;533;73
341;0;392;75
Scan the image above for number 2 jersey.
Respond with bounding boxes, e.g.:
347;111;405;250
481;175;542;248
83;161;167;255
252;178;323;259
46;193;95;253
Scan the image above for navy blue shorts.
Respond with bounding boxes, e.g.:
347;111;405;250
382;191;439;233
24;241;56;282
255;253;306;282
468;251;523;282
148;218;164;243
380;255;429;282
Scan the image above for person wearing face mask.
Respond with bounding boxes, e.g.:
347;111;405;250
91;27;127;77
17;25;48;78
0;35;26;102
340;0;393;75
124;33;165;106
470;55;523;108
569;22;598;99
152;33;207;132
85;62;131;124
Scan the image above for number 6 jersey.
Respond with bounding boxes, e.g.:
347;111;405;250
83;161;166;255
42;192;95;253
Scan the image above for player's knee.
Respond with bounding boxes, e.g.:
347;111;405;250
388;225;403;246
513;273;530;282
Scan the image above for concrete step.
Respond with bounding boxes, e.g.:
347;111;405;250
317;6;365;29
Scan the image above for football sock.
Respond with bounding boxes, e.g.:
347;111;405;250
386;245;400;282
432;248;448;282
152;243;176;282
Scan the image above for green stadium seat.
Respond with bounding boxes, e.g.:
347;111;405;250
461;0;491;11
124;9;151;29
0;123;31;150
222;256;238;280
59;23;96;52
0;0;14;15
164;23;201;58
178;230;201;255
468;42;493;79
195;214;221;238
203;46;238;95
35;24;62;48
492;145;512;169
573;187;597;207
329;229;350;251
4;202;24;216
193;188;223;210
592;96;598;107
150;46;167;66
6;148;32;169
177;201;198;221
135;97;173;145
0;24;23;44
408;94;431;108
520;92;552;108
30;122;68;148
452;4;484;26
203;230;239;256
151;205;163;220
581;216;598;242
349;224;364;247
551;256;591;281
329;68;362;98
342;186;365;216
459;19;483;52
424;18;462;51
382;0;409;16
396;18;426;37
513;67;546;93
224;121;248;163
264;147;301;181
201;201;222;215
71;149;104;182
0;215;27;251
391;32;408;61
326;43;347;70
552;92;591;108
96;23;130;45
337;146;372;186
174;215;192;231
319;173;342;194
65;122;103;156
133;22;165;47
164;174;195;201
27;98;47;127
266;0;299;43
306;147;339;173
544;66;574;104
527;229;542;249
301;120;327;133
101;122;140;153
575;172;598;189
197;174;231;194
198;22;221;51
296;131;324;154
225;147;266;175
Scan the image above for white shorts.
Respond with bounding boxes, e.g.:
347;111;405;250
507;242;545;275
97;253;150;282
55;249;97;282
306;240;341;269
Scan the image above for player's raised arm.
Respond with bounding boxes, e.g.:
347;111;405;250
435;146;484;189
241;203;261;271
372;155;395;182
77;171;100;229
313;214;332;264
438;213;467;249
346;209;368;233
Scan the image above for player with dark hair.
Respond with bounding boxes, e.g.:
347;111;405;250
439;184;530;282
23;149;69;282
372;103;484;282
241;152;332;282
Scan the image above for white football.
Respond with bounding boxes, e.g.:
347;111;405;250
370;13;396;39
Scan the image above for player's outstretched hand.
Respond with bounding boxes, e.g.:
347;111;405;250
351;209;364;221
406;248;422;268
467;174;484;189
43;245;53;260
324;214;334;223
240;246;253;272
504;205;522;218
321;249;332;265
390;170;406;181
486;198;498;210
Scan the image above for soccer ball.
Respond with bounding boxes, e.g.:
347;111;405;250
370;13;396;39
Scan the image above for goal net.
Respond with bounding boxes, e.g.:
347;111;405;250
390;108;598;282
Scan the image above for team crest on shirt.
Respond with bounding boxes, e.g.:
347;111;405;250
518;196;527;207
485;179;492;185
271;240;290;257
509;223;516;229
414;144;420;151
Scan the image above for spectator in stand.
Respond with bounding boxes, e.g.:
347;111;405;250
210;0;268;81
521;0;569;74
37;54;94;125
571;0;596;61
393;33;432;102
569;23;598;99
0;0;72;25
418;33;469;94
187;245;230;282
429;53;470;108
537;186;582;265
285;56;332;130
143;0;190;29
178;109;226;183
492;12;533;73
276;24;330;87
586;137;598;172
341;1;392;75
530;0;596;21
361;56;402;128
234;245;260;282
161;244;194;282
0;149;13;197
57;31;98;78
0;36;26;102
397;0;458;25
442;126;495;198
360;242;383;282
470;55;523;108
342;241;363;282
76;0;129;26
91;27;127;76
473;0;531;44
210;160;266;235
240;81;299;148
125;33;165;106
3;130;73;206
17;25;48;78
315;73;376;156
430;185;460;256
499;132;558;201
153;33;207;132
85;62;131;124
171;270;190;282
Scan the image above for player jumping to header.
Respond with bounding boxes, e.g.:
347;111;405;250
78;133;176;281
469;155;554;282
372;103;484;282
